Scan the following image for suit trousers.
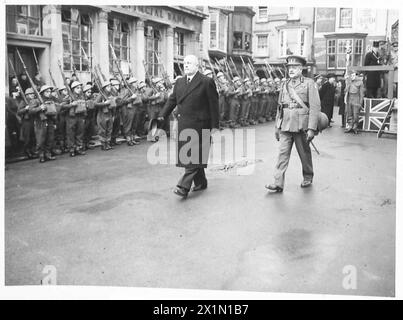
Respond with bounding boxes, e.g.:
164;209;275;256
273;131;313;188
177;167;207;191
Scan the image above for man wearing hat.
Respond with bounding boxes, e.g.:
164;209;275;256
157;54;219;198
29;85;58;163
133;81;151;140
203;69;214;79
319;73;336;125
266;55;321;192
17;88;38;158
364;41;382;98
62;81;87;157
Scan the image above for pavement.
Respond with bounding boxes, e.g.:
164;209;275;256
4;113;396;297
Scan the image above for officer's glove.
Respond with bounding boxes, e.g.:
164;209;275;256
275;127;280;141
306;129;315;142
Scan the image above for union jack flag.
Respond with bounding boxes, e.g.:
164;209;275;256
358;98;392;132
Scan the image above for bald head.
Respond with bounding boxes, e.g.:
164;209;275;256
184;55;199;76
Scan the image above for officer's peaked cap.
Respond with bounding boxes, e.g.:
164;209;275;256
286;55;307;66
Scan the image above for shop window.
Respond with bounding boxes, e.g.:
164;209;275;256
144;25;162;77
108;18;130;74
175;31;185;57
6;5;42;36
233;32;243;49
327;37;364;69
62;8;92;72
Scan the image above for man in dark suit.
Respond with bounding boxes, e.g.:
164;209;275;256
319;74;336;126
364;41;382;98
158;55;219;198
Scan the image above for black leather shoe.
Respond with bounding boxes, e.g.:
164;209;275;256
300;180;312;188
192;183;207;192
70;151;76;157
265;184;283;192
173;187;188;198
39;157;46;163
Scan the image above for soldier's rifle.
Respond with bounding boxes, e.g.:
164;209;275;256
154;51;172;89
96;63;118;96
8;58;28;105
48;69;61;99
142;60;159;94
176;59;184;76
214;59;233;89
110;44;135;95
16;49;44;104
32;48;41;78
56;59;75;100
229;57;242;79
264;60;275;81
81;48;108;100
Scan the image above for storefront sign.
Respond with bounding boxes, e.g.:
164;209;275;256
355;9;376;32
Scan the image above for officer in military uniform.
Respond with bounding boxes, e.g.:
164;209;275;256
344;69;364;134
17;88;37;158
29;85;58;163
266;55;320;192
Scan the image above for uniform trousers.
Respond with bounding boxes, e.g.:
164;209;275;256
34;118;56;156
274;131;313;189
97;112;114;143
66;114;85;151
121;105;136;140
346;93;361;129
177;167;207;191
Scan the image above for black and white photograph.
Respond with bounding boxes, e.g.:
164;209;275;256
2;1;401;300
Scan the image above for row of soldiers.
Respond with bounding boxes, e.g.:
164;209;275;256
202;69;285;129
13;65;287;163
15;75;172;163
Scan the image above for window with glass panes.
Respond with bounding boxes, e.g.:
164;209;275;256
6;5;42;35
279;29;306;56
257;35;268;55
258;7;268;20
339;8;352;28
144;25;162;77
327;38;363;69
61;8;92;72
209;11;217;49
174;31;185;57
108;18;130;74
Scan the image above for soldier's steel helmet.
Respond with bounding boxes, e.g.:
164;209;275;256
260;78;267;83
70;81;82;89
152;77;163;85
286;55;307;66
101;81;111;88
83;84;92;92
232;76;240;82
25;88;35;95
253;76;260;82
217;72;225;78
203;69;213;76
137;81;146;89
39;85;53;94
110;79;120;86
127;77;138;84
243;77;250;83
58;85;66;92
